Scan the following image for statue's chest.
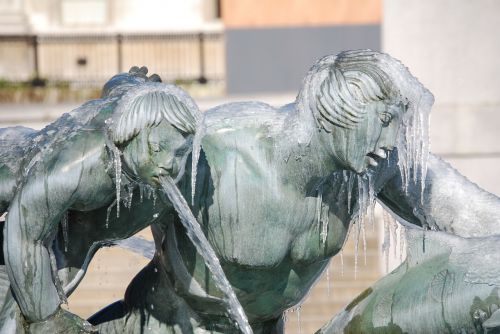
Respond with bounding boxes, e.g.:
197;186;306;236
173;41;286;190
191;147;373;267
196;171;356;267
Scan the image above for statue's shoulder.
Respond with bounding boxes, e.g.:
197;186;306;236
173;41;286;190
202;101;288;132
195;101;290;159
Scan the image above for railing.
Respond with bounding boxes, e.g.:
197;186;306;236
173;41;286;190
0;32;225;87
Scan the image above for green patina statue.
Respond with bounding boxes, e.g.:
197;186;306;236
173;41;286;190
0;50;499;333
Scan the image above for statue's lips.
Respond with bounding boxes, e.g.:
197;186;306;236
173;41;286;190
366;148;387;167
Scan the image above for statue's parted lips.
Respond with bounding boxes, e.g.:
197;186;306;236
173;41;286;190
366;148;387;166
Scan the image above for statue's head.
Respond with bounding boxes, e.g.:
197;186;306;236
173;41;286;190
297;50;434;174
109;82;200;185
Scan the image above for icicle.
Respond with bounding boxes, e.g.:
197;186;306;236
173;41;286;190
191;122;206;205
354;220;359;280
126;184;134;209
395;95;431;203
159;176;253;334
139;184;144;202
347;172;354;213
106;200;116;229
316;183;329;245
61;211;69;252
361;218;367;266
399;224;406;263
356;175;364;219
340;249;344;277
367;173;376;232
316;185;323;228
420;109;431;205
356;175;368;267
321;212;329;245
382;210;391;273
152;190;157;207
339;217;353;279
326;263;331;296
412;111;419;184
296;306;302;334
111;145;122;218
173;139;193;185
392;222;399;258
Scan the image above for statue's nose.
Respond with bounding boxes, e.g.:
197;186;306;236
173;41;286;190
378;122;400;151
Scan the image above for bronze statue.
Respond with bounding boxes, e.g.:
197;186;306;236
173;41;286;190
1;50;499;333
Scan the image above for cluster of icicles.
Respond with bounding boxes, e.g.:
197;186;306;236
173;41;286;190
315;169;409;281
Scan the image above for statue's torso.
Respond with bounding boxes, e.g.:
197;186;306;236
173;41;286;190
168;104;365;321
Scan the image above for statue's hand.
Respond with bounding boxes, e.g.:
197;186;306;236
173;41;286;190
128;65;162;82
28;308;96;334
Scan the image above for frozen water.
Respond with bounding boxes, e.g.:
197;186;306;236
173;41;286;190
159;175;252;334
382;210;391;273
105;200;116;229
111;144;122;218
115;236;155;259
61;211;69;252
191;118;206;204
296;305;302;334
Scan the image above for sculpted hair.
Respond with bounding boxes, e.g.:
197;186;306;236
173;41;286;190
297;49;433;132
110;82;201;144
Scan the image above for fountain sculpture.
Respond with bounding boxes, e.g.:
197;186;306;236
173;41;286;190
0;50;499;333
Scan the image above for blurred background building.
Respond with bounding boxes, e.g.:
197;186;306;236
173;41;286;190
0;0;224;91
1;0;500;333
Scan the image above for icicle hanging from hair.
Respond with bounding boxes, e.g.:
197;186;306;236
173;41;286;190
395;94;431;205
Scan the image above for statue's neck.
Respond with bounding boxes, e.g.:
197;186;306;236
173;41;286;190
280;104;345;181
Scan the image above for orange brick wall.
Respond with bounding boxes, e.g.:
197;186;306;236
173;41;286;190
221;0;381;28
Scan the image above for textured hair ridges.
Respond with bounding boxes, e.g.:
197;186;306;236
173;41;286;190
110;82;200;144
297;49;431;132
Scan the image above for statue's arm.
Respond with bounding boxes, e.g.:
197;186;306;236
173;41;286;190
4;139;112;328
377;153;500;237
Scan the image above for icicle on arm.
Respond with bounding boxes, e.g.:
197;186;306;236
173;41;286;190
112;144;122;218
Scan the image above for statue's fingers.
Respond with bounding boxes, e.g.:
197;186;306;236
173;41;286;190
148;74;162;82
129;66;140;74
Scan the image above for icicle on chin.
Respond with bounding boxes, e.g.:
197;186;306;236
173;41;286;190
346;173;376;278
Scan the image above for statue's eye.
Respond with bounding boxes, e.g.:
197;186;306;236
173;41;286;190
380;112;393;126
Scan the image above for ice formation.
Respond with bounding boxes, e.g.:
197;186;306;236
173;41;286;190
159;175;252;334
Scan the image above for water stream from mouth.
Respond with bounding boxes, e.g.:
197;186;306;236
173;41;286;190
159;175;253;334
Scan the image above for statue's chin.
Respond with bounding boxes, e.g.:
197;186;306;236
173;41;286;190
342;159;366;174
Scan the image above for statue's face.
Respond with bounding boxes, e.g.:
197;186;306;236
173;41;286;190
122;122;189;185
330;100;406;173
